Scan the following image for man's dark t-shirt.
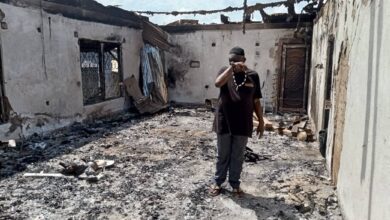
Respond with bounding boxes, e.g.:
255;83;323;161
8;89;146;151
213;66;262;137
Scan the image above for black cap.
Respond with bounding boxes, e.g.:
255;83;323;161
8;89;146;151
229;47;245;56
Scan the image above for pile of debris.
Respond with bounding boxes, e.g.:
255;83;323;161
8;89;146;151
0;107;342;219
204;98;315;142
23;159;115;182
254;113;315;142
245;146;271;163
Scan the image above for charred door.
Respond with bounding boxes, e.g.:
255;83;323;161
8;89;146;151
279;45;310;112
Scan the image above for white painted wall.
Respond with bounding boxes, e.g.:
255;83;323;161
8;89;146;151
307;3;341;170
0;3;143;140
166;28;296;110
307;27;328;133
310;0;390;219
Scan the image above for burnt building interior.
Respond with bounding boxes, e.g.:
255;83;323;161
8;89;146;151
0;0;388;219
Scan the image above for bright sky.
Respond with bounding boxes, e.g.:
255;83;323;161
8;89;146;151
96;0;307;25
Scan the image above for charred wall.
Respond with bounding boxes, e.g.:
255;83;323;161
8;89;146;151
0;3;144;141
0;0;144;28
309;0;390;219
164;23;311;111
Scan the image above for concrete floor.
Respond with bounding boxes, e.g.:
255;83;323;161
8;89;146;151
0;107;342;219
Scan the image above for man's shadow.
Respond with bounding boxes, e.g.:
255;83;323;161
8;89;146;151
225;190;299;220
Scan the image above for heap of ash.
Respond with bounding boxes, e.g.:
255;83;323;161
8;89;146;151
0;107;342;219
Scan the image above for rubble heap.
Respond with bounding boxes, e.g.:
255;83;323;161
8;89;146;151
0;107;341;219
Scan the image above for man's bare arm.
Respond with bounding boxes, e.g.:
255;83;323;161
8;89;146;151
215;66;234;88
254;99;263;122
215;62;247;87
254;99;265;137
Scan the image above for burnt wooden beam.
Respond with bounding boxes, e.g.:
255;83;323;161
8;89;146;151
162;22;313;33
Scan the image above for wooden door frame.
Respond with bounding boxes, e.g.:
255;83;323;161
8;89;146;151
278;44;310;113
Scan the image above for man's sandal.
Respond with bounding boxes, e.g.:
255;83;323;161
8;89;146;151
232;188;244;197
209;184;222;196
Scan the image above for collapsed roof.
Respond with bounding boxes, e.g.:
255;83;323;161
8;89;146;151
0;0;172;50
134;0;324;24
0;0;146;28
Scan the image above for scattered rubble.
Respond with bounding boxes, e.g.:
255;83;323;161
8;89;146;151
245;147;270;163
0;107;342;219
254;112;316;143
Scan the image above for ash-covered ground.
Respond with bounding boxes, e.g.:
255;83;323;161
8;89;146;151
0;107;342;220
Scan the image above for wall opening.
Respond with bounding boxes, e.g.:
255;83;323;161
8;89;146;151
323;37;335;130
278;44;310;113
79;39;123;105
0;44;7;124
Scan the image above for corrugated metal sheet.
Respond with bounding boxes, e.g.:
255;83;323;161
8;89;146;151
142;21;172;51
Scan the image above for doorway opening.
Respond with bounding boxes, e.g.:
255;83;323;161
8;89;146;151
322;37;335;130
278;44;310;113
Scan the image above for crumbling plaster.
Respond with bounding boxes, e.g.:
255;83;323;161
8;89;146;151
166;28;298;111
309;0;390;219
0;3;144;140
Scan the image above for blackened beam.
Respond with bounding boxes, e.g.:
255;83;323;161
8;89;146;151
242;0;247;34
134;0;311;16
134;6;243;16
162;22;313;33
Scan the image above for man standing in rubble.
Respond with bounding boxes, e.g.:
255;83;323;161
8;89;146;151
210;47;264;196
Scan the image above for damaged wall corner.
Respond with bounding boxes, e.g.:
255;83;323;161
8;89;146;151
163;23;312;110
309;0;390;219
0;1;144;141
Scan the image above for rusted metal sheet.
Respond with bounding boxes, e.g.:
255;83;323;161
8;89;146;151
279;44;310;113
142;21;172;51
124;75;168;114
122;44;170;114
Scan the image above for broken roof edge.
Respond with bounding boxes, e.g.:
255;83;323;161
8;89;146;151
313;0;330;24
142;20;173;51
0;0;146;29
161;22;313;33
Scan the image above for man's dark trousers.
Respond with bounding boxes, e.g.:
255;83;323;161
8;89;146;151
214;134;248;188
